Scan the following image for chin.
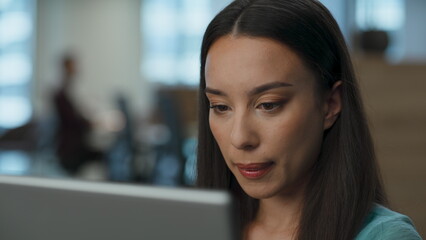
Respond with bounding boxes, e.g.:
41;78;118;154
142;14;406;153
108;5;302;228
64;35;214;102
238;182;281;200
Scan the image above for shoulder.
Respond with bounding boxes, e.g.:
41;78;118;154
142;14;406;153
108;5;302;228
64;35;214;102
355;204;422;240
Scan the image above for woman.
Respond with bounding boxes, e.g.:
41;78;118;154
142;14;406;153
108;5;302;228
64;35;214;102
196;0;422;239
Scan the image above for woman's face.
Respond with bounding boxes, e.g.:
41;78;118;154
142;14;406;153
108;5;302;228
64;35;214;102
205;36;330;199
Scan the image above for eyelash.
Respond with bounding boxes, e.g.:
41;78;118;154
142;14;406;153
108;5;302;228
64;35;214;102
209;104;230;113
209;101;284;114
256;102;283;112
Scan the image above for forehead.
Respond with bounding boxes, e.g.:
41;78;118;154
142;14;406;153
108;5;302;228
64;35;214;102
205;36;315;90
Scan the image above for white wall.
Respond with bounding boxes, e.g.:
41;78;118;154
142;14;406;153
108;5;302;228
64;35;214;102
34;0;152;119
403;0;426;62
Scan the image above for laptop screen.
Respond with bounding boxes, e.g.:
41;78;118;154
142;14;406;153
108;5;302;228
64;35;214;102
0;175;237;240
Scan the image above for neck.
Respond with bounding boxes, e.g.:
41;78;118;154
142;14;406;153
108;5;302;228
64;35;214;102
258;191;303;231
245;178;309;240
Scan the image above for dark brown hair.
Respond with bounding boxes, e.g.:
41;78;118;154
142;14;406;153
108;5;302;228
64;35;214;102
196;0;387;239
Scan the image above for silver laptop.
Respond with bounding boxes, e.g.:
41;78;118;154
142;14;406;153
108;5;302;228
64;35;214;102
0;175;237;240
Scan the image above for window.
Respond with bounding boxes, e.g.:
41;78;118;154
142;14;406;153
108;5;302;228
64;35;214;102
355;0;407;61
141;0;231;85
356;0;405;31
0;0;35;131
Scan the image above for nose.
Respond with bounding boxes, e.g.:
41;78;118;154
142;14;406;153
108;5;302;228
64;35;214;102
230;112;260;150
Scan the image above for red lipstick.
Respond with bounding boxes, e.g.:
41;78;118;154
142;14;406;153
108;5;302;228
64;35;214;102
235;162;274;179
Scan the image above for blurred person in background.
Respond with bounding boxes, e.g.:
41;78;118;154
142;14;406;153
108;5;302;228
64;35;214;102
53;54;103;175
196;0;422;239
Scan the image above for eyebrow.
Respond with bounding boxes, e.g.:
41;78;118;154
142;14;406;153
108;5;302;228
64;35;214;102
205;81;293;96
249;81;293;95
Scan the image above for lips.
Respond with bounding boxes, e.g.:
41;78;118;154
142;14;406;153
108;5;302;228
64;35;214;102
235;162;274;179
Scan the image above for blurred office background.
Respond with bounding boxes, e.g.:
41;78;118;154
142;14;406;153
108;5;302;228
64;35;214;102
0;0;425;236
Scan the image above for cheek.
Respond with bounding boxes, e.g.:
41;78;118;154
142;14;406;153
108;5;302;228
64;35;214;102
209;116;218;138
264;103;324;160
209;116;227;148
209;117;234;169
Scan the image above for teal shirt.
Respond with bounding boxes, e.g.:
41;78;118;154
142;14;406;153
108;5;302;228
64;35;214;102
356;205;422;240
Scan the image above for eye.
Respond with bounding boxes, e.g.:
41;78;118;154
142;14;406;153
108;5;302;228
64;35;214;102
257;102;282;112
210;104;230;113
